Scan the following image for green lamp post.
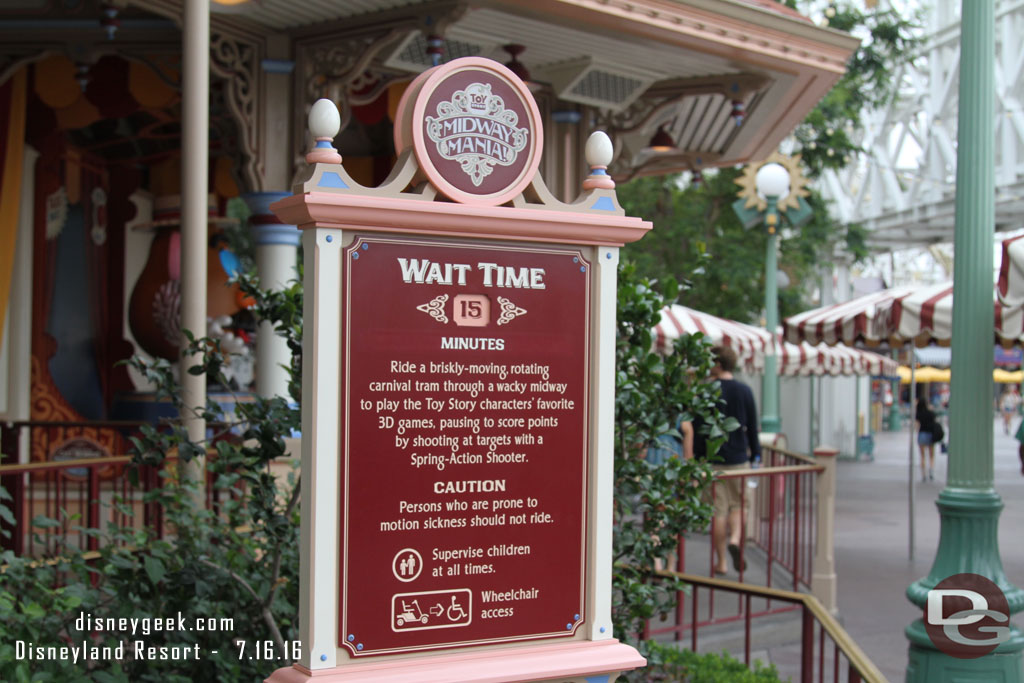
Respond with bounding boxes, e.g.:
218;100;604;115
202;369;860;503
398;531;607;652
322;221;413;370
733;154;813;434
904;2;1024;680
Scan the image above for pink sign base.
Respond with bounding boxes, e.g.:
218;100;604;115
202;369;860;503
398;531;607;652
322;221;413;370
264;639;645;682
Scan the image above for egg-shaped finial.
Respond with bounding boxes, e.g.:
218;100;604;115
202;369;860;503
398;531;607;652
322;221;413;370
306;99;343;165
585;131;613;168
309;99;341;139
582;131;615;191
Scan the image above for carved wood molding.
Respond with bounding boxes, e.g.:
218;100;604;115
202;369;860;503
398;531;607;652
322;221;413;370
210;29;265;191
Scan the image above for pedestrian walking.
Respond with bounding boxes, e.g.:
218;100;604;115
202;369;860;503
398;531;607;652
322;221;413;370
691;345;761;575
916;397;937;482
1000;386;1021;435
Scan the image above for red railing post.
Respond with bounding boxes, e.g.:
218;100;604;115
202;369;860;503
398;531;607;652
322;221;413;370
766;472;776;588
691;585;699;652
743;593;751;666
801;605;814;683
87;465;100;552
793;472;801;590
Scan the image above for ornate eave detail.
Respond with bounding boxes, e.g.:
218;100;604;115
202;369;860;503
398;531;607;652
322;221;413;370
291;2;468;180
601;73;771;138
209;30;264;191
123;0;267;191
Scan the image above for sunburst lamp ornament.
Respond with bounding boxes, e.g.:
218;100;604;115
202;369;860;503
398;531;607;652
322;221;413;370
732;152;812;232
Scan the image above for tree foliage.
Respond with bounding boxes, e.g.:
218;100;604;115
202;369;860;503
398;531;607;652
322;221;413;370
611;263;729;643
0;276;303;683
619;1;917;323
618;170;857;323
791;1;921;178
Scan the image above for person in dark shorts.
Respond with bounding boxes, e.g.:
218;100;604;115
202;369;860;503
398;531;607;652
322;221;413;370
690;345;761;575
916;397;937;482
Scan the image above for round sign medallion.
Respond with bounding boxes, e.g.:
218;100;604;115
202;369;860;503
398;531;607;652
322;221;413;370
405;57;543;206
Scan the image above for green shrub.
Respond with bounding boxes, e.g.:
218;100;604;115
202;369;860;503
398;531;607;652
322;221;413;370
612;263;734;639
0;273;303;682
624;641;788;682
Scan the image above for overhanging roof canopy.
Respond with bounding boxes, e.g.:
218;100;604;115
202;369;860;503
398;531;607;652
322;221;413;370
129;0;858;179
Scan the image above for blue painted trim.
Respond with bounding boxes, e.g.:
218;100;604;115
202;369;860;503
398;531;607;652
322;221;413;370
585;676;611;683
591;196;616;212
251;224;300;247
319;172;349;189
552;110;582;124
242;191;291;215
315;140;332;149
261;59;295;74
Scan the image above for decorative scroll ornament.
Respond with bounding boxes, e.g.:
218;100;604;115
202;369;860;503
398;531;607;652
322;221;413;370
496;297;527;325
210;31;263;191
416;294;450;324
425;83;529;187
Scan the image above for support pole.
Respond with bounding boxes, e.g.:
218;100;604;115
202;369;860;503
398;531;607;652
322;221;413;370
908;364;915;561
180;0;209;499
905;2;1024;678
761;204;780;433
811;445;838;615
243;192;300;400
808;375;815;455
888;348;902;431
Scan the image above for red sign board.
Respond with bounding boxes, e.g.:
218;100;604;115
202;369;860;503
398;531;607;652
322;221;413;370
339;236;590;657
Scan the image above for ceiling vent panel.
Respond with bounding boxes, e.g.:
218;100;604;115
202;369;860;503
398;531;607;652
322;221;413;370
383;31;491;74
538;58;655;112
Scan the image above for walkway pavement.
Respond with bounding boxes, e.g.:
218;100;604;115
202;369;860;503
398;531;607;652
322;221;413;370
828;417;1024;681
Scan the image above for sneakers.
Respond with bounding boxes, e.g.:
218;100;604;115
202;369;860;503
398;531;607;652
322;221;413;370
929;469;935;481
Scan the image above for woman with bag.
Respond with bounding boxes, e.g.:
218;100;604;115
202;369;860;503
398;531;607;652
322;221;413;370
916;397;938;482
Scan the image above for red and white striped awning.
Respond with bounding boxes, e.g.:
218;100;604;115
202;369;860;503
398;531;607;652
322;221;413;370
781;285;919;347
784;281;1024;347
654;305;773;371
776;336;897;377
655;305;899;376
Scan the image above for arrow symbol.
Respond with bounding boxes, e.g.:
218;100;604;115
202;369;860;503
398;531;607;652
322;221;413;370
430;604;444;616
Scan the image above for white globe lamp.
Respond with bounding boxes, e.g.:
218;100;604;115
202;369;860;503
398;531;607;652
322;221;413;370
755;162;790;201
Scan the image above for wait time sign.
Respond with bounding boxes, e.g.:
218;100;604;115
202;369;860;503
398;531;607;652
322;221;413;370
339;236;590;656
269;53;650;681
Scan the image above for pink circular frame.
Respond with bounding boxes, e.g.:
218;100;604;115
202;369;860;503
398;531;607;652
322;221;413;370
392;68;433;154
407;57;544;207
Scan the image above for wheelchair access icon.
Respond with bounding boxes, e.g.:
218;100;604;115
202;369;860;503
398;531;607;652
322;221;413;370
391;588;472;632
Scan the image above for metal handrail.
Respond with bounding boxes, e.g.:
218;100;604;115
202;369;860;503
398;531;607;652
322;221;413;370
0;455;134;474
714;463;823;478
654;569;888;683
765;445;820;466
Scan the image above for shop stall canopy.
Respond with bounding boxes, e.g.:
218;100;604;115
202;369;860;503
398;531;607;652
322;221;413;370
897;366;1022;384
783;281;1024;348
654;305;898;377
896;365;949;384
